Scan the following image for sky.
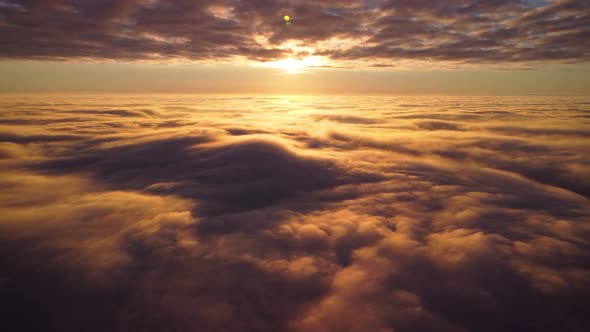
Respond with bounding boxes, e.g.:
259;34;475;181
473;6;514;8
0;0;589;94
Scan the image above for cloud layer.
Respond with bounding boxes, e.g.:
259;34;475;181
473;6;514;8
0;0;589;65
1;95;590;331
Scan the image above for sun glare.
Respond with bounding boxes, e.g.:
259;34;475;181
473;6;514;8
259;56;325;74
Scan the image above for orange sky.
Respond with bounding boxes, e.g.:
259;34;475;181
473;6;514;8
1;61;589;94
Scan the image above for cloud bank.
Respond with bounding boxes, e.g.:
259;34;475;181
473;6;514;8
0;95;589;331
0;0;589;65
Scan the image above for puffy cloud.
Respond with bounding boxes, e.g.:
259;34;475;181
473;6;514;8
0;94;589;331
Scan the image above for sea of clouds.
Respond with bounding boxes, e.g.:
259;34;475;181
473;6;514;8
1;95;589;331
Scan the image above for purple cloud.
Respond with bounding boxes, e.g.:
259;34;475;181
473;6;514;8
0;0;588;65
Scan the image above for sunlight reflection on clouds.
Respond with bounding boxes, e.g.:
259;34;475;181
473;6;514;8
0;95;589;331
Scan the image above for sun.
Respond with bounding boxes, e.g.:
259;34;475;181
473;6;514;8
273;58;306;74
259;56;325;74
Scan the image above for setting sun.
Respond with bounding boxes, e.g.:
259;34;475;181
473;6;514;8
260;56;325;74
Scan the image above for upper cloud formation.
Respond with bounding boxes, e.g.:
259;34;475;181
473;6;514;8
0;0;588;65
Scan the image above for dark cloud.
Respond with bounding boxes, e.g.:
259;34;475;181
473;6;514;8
1;95;590;331
415;120;465;131
35;135;381;216
225;127;272;135
313;114;383;124
0;131;84;143
0;0;588;64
